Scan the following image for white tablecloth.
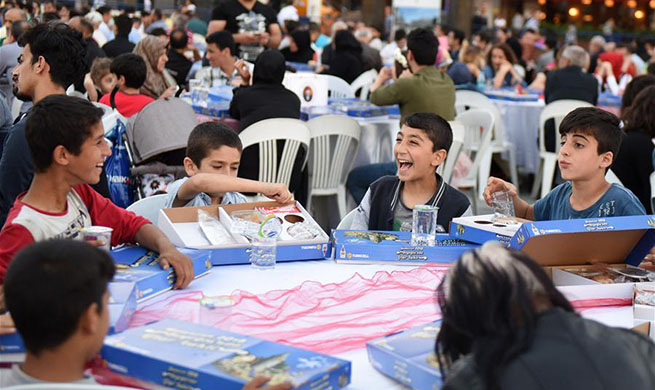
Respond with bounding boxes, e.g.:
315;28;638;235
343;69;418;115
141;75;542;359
151;259;635;390
492;99;545;174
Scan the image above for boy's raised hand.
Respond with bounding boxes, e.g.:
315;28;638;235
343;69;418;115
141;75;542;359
263;183;292;203
483;177;517;207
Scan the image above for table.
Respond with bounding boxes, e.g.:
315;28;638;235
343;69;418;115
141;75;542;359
132;259;635;390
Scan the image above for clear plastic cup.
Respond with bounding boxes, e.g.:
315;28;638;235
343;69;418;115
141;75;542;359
80;226;113;251
411;205;438;246
491;190;517;223
250;236;277;270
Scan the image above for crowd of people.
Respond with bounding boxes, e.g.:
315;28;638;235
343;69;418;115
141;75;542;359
0;0;653;389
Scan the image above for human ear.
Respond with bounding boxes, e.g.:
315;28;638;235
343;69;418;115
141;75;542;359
431;149;447;167
78;302;100;335
600;151;613;169
183;156;199;176
52;145;71;167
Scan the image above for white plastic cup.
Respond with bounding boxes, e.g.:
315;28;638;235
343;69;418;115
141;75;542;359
80;226;113;251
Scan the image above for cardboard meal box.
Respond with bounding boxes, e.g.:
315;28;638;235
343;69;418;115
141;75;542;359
0;281;138;363
633;283;655;340
111;246;212;301
158;201;330;266
333;230;479;265
508;216;655;287
366;321;442;390
450;214;524;245
101;319;351;390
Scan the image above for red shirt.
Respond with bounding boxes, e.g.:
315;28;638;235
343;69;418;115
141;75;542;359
0;184;150;282
99;90;155;118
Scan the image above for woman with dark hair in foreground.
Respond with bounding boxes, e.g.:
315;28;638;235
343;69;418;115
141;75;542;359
436;242;655;390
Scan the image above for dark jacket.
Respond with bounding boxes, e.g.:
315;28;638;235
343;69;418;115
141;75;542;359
366;174;470;232
612;130;655;213
102;36;136;58
165;49;193;86
443;308;655;390
322;30;364;84
281;30;315;64
0;114;110;226
545;65;599;105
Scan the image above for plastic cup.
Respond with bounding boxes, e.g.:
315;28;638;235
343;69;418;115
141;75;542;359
491;190;516;223
411;205;438;246
80;226;113;251
250;236;277;270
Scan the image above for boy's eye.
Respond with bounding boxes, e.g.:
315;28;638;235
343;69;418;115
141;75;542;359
212;165;223;170
575;143;584;148
395;138;402;143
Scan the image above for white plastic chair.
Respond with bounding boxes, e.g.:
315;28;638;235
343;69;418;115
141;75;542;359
126;193;169;225
650;171;655;213
350;69;378;100
454;109;495;213
306;115;361;219
438;121;465;184
605;169;624;186
323;74;355;98
455;90;519;188
337;208;357;230
66;84;87;99
534;99;594;199
239;119;311;199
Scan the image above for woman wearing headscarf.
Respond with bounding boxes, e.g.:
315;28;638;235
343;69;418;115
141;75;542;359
133;35;178;99
321;29;364;83
281;29;315;64
230;50;306;203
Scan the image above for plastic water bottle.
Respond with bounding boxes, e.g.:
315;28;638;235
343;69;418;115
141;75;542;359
476;72;486;91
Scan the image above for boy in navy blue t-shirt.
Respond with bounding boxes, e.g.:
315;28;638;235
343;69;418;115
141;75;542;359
484;107;646;220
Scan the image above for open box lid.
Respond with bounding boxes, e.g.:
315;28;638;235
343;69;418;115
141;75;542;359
508;215;655;267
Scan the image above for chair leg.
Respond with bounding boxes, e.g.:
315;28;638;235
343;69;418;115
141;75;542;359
531;158;543;199
337;185;347;221
306;194;313;216
508;147;519;188
470;185;478;215
541;154;558;199
478;150;493;201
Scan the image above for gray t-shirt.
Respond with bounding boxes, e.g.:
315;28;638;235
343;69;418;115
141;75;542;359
0;365;97;387
164;177;248;208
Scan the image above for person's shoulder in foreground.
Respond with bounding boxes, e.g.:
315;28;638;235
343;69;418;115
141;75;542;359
1;240;293;390
165;122;291;209
0;95;193;287
484;106;645;221
351;113;470;232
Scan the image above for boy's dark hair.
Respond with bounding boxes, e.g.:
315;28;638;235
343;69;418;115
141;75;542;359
41;11;59;22
559;107;623;158
26;95;104;173
4;240;115;356
394;29;406;42
114;14;132;38
170;28;187;50
450;29;464;45
206;30;235;54
97;5;111;15
407;27;438;65
187;122;242;166
110;53;147;89
149;27;167;38
18;22;86;90
403;112;453;152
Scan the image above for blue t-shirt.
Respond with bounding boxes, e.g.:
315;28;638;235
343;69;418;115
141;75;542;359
533;182;646;221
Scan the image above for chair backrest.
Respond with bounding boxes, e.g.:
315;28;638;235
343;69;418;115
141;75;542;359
239;118;311;185
350;69;378;100
605;169;624;186
539;99;594;154
455;90;505;145
438;121;465;184
651;171;655;213
126;193;169;225
306;115;362;192
323;74;355;98
456;108;495;182
337;208;357;230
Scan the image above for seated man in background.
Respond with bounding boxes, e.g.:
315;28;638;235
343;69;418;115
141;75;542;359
370;27;455;123
484;107;646;220
102;14;136;58
195;31;247;87
166;28;198;87
351;113;471;233
0;95;193;286
0;240;291;390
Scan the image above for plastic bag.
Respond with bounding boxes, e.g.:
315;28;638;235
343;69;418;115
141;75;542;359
104;119;134;208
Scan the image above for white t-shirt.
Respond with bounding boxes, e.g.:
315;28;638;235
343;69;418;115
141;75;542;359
0;365;97;387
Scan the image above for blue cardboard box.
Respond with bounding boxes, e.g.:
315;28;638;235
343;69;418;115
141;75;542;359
111;246;212;301
158;201;330;266
333;230;478;265
101;319;351;390
450;214;523;245
508;215;655;267
0;281;138;363
367;321;442;390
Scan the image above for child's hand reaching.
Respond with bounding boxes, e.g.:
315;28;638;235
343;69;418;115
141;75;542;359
483;177;517;207
263;183;292;203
